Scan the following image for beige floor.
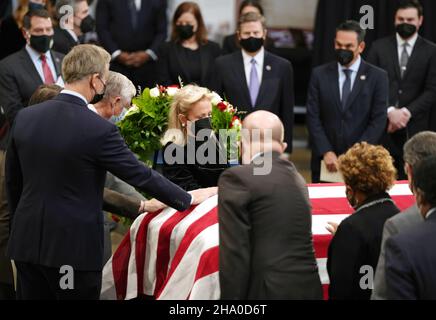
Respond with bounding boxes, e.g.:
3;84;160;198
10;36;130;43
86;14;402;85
111;124;311;252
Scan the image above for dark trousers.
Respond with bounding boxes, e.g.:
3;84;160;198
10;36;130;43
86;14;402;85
15;261;102;300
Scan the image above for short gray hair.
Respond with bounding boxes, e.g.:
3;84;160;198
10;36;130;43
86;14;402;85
403;131;436;170
103;71;136;102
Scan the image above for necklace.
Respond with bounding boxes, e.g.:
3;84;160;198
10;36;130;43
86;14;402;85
354;198;394;214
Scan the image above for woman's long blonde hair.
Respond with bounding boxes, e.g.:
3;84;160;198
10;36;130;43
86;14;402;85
161;85;213;146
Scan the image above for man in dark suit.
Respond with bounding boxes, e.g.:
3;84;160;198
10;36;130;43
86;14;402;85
96;0;167;88
385;155;436;299
5;44;215;300
218;110;322;300
367;0;436;179
0;8;63;300
371;131;436;300
53;0;96;55
212;12;294;153
307;20;388;183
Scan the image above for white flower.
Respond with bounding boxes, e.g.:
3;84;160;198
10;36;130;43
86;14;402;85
124;104;139;117
226;104;235;113
166;87;179;96
232;119;242;129
211;91;223;105
150;87;160;98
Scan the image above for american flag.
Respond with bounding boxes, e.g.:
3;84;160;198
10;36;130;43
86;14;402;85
100;181;414;300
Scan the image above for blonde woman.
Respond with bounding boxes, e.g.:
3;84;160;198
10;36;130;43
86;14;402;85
161;85;228;190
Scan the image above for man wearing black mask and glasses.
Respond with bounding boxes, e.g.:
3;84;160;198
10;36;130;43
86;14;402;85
53;0;96;55
306;20;389;183
212;12;294;154
367;0;436;180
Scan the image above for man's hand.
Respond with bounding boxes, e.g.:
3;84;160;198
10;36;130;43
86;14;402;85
323;151;338;172
130;51;151;68
387;108;411;133
189;187;218;205
326;221;339;235
140;198;167;213
117;52;135;66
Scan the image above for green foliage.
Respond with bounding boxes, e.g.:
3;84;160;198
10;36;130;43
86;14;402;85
117;88;171;166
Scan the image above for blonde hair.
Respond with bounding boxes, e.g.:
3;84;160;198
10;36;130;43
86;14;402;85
161;85;213;146
62;44;111;84
338;142;397;195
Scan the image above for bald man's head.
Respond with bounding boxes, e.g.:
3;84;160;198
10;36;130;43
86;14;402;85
243;111;285;143
241;111;287;164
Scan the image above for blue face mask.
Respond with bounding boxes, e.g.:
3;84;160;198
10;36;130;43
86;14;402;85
109;108;128;124
29;2;46;11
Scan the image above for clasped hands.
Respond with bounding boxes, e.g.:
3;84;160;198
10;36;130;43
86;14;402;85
117;51;151;68
387;107;411;133
139;187;219;213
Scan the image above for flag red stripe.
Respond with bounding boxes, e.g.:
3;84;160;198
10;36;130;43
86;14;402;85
311;195;415;215
135;210;163;296
313;234;333;259
154;206;196;295
156;207;218;298
111;229;131;300
194;246;219;282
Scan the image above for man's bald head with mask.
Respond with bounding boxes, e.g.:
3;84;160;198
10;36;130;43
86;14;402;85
241;110;288;166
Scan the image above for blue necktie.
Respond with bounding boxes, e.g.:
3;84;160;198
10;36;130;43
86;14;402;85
342;69;352;109
249;58;260;107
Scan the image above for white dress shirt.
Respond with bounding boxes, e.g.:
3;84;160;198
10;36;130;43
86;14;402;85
396;32;418;66
242;47;264;88
25;45;58;83
426;207;436;219
338;55;361;100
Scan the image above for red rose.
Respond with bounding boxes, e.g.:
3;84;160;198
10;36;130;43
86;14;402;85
158;85;166;94
168;85;179;88
217;102;227;111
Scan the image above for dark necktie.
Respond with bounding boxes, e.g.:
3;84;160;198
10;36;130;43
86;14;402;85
400;42;409;78
128;0;138;30
341;69;352;109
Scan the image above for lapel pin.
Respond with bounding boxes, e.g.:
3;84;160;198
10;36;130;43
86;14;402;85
360;75;366;81
266;65;271;71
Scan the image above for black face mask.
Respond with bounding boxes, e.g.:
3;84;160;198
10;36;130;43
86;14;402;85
80;15;95;33
176;24;195;40
396;23;417;39
335;49;354;66
30;34;53;53
239;37;264;53
190;117;212;137
29;2;46;11
90;78;106;104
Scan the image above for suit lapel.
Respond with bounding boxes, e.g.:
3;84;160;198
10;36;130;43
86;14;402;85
402;36;424;80
50;51;62;80
233;51;251;109
256;51;273;107
174;44;190;83
344;61;368;110
200;45;209;85
327;63;341;112
390;36;402;81
20;49;43;87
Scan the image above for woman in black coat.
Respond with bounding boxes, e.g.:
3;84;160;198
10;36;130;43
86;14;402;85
156;2;221;88
327;142;400;300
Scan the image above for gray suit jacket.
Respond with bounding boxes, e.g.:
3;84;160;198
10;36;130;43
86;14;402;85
371;204;423;300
